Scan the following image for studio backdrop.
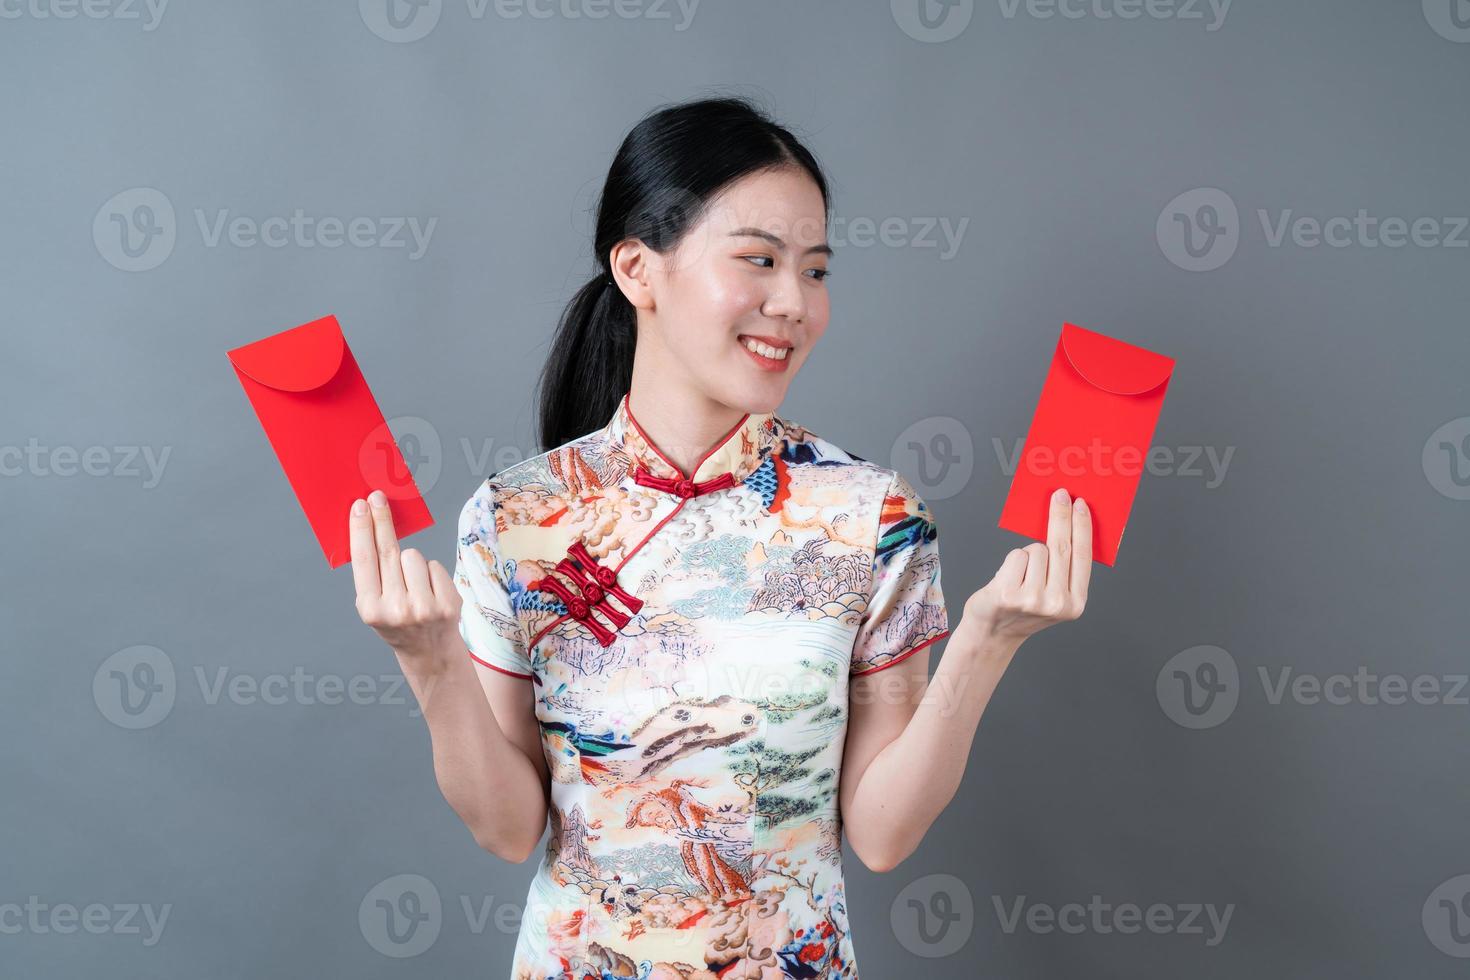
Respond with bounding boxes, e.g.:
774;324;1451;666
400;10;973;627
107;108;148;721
3;1;1468;977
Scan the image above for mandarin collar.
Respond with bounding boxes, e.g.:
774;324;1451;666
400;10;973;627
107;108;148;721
602;391;778;494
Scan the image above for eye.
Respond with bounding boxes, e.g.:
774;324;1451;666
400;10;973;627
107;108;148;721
806;267;832;281
743;255;774;268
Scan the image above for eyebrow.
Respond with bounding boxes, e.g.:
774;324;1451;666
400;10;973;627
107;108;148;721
728;227;833;258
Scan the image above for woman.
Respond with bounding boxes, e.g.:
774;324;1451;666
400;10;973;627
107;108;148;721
349;95;1091;979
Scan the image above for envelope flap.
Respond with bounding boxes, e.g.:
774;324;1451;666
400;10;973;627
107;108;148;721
1060;322;1175;395
228;315;346;392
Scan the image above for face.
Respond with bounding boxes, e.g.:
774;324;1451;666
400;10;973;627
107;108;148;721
613;166;832;415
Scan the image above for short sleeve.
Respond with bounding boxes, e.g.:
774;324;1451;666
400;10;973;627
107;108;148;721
453;484;533;679
850;470;950;675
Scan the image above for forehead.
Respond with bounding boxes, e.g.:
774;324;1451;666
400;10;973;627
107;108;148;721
700;168;828;246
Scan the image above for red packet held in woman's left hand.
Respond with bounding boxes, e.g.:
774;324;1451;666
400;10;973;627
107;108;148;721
227;314;433;568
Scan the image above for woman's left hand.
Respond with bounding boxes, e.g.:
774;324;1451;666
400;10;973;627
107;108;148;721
961;487;1092;650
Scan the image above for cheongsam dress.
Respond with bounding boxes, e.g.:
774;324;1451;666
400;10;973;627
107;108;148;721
452;390;950;980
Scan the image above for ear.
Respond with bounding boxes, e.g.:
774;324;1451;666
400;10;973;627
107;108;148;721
609;240;656;312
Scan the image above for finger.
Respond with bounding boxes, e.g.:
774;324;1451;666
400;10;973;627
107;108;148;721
1020;542;1048;594
428;559;458;606
996;548;1028;588
1070;496;1093;604
368;490;405;594
348;498;381;598
401;547;432;602
1045;487;1074;600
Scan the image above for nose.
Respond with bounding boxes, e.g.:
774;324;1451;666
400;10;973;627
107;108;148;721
760;269;808;323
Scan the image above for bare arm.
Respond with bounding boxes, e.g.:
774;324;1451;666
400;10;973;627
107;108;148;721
840;488;1093;871
350;490;549;863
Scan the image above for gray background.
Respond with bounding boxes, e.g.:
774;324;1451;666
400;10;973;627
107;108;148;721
4;0;1469;976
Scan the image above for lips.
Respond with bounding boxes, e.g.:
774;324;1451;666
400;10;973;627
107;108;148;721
738;333;794;349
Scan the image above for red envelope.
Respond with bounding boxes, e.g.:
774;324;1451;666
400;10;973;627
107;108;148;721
998;322;1175;567
227;314;433;568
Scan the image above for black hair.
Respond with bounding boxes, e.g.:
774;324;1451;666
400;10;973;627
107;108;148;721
535;94;832;451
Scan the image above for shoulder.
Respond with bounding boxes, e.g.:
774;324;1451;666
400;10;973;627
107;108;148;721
456;425;613;526
775;414;910;500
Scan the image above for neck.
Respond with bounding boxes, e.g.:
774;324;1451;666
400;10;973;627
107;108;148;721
625;366;747;480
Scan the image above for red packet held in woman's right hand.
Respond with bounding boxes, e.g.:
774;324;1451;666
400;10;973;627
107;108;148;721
998;322;1175;567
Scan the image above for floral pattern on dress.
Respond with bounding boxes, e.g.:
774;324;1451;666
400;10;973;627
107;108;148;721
452;392;949;979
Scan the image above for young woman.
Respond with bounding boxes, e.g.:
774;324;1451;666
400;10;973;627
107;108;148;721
349;96;1091;980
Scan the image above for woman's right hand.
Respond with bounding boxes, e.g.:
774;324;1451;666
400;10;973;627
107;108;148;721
349;489;463;667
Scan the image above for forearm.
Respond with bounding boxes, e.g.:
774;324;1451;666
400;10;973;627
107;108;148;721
399;645;547;862
847;622;1020;870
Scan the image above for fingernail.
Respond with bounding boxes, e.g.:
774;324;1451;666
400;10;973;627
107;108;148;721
352;498;367;516
1075;497;1087;513
368;490;387;507
1054;488;1069;503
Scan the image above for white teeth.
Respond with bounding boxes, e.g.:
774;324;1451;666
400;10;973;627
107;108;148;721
741;337;789;360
